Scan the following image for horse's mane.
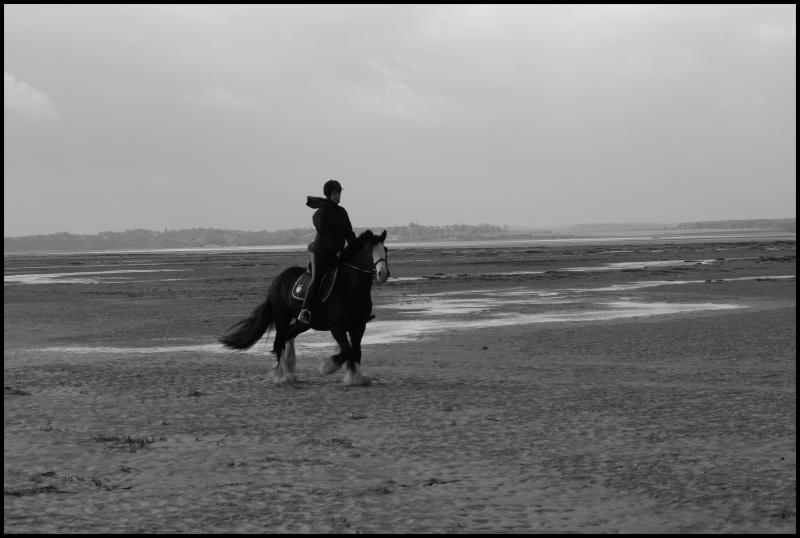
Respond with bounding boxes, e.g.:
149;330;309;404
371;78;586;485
340;230;377;261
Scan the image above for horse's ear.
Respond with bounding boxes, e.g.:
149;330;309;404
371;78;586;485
380;230;387;242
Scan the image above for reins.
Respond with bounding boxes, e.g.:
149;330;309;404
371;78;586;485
340;260;373;276
340;241;388;281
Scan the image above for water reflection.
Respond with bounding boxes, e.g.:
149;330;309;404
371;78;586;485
4;269;186;285
36;276;781;356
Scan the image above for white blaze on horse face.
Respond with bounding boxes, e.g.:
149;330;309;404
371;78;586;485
372;243;389;284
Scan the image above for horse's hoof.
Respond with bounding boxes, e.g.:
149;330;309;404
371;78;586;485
271;367;297;386
343;370;371;386
275;373;298;386
320;356;343;375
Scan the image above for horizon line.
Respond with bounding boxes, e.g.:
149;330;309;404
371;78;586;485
4;217;797;239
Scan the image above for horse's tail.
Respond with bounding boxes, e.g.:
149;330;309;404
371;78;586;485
219;297;274;350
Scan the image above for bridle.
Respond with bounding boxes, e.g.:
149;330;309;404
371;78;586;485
341;241;389;282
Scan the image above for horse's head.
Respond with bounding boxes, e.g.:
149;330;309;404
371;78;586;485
341;229;390;284
370;230;390;285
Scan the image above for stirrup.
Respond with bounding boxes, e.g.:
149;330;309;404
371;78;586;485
298;309;311;324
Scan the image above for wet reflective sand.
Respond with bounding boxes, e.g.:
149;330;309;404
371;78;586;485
4;269;186;285
40;276;793;355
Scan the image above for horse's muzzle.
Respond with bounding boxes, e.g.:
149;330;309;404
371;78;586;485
375;263;390;284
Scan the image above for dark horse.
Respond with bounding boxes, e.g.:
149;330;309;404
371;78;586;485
219;230;390;386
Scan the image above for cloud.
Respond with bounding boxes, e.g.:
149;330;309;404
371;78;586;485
183;87;265;114
358;55;470;122
4;73;59;121
367;55;419;96
713;93;769;109
751;22;797;45
3;6;795;235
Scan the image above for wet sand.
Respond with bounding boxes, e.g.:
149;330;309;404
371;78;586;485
4;238;796;533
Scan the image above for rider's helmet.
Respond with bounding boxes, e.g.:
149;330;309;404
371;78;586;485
323;179;343;198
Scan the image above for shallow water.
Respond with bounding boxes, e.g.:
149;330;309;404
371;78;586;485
4;255;789;285
3;269;186;285
6;263;169;271
40;300;744;357
39;277;764;356
562;259;716;271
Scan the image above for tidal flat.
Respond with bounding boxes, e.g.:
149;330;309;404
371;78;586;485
4;236;796;533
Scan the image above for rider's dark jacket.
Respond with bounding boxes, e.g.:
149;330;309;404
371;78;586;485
306;196;357;255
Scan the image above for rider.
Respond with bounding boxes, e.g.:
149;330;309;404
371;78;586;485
298;179;373;325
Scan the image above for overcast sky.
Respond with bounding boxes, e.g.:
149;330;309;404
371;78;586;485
4;5;796;236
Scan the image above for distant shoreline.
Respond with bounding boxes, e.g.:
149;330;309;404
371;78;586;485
4;230;795;256
5;219;794;254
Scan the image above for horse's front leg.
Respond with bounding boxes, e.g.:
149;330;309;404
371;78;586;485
343;322;370;386
319;325;351;376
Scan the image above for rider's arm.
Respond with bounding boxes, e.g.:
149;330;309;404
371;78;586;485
343;209;357;247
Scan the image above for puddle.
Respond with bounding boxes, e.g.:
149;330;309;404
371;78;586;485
581;275;796;292
4;269;186;285
491;271;545;276
358;301;744;344
381;279;756;318
562;259;717;271
36;275;785;356
40;299;744;357
5;257;772;286
40;344;228;355
5;263;168;271
390;258;723;281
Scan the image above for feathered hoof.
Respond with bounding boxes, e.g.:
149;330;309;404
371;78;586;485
271;367;298;386
343;369;371;387
275;373;298;386
320;356;343;375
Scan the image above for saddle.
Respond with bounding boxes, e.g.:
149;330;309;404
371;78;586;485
290;262;339;304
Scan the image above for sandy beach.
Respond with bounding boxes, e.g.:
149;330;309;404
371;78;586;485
4;236;796;533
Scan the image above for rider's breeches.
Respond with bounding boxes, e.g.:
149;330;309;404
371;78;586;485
301;251;337;309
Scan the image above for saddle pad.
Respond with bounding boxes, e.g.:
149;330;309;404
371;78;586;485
291;267;338;303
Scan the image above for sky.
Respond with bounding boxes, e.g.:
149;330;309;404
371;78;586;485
4;5;796;236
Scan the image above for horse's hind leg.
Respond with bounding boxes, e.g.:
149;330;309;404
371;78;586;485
276;339;298;385
342;362;370;386
319;350;344;375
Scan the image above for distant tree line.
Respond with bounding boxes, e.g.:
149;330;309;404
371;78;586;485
675;218;795;233
6;218;793;252
567;223;671;232
3;223;562;253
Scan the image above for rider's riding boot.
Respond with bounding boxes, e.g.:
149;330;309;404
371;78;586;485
366;313;376;323
299;280;319;324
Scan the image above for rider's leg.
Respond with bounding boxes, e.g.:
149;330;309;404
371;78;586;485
298;255;317;323
299;251;337;323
